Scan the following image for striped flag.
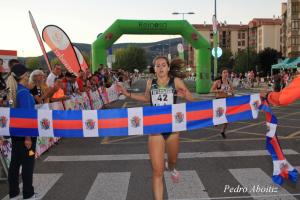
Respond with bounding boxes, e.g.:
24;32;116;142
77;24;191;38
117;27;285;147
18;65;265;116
9;108;39;137
0;94;298;185
98;108;128;137
143;105;172;134
259;101;298;185
52;110;83;137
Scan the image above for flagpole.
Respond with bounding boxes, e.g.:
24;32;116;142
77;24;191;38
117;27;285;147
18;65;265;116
213;0;218;79
29;11;52;71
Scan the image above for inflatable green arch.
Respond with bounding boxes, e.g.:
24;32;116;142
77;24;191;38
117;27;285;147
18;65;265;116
92;19;211;93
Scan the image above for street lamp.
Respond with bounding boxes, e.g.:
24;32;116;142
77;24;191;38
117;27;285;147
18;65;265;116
172;12;195;20
213;0;218;79
172;12;195;64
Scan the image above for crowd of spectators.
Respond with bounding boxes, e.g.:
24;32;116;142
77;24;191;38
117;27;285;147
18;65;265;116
0;60;140;107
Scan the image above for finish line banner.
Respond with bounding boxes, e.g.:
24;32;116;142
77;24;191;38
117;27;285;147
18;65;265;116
0;94;298;185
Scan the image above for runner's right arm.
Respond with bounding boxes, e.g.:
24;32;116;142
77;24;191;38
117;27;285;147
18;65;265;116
117;79;151;103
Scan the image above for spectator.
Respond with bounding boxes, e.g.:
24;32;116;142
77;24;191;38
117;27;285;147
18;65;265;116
5;59;20;107
88;75;100;92
282;73;289;89
76;69;87;92
51;75;69;102
85;68;92;80
273;74;282;92
63;72;80;96
0;71;8;107
256;71;260;87
6;64;39;199
29;70;55;104
0;58;3;72
46;64;62;87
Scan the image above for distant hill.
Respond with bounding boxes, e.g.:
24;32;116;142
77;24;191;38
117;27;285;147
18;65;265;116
22;37;184;70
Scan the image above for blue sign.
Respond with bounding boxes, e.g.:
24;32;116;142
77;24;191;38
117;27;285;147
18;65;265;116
212;47;222;58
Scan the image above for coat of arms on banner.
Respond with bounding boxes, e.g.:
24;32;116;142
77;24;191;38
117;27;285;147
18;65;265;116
252;100;260;110
40;118;50;130
175;112;184;123
0;116;8;128
279;162;289;173
216;107;224;118
130;116;140;128
85;119;96;130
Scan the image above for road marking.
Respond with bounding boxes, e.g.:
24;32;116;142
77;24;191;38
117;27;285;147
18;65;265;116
85;172;130;200
235;121;255;124
44;149;298;162
183;136;300;143
1;173;62;200
99;136;300;145
170;193;300;200
286;130;300;138
229;168;298;200
279;111;300;119
277;124;300;129
100;137;110;144
105;135;143;144
122;102;128;108
165;170;210;199
204;111;300;139
190;128;283;141
280;118;300;121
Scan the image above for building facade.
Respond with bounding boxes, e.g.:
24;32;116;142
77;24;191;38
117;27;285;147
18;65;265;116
188;23;248;68
281;0;300;58
189;18;282;68
248;18;282;53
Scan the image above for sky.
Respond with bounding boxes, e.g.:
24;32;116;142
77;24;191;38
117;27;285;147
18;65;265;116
0;0;285;57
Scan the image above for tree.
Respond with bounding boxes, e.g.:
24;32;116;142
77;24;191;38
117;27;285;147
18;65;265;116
233;49;258;73
50;57;62;67
113;46;147;72
114;48;127;70
219;48;234;69
258;48;281;76
26;57;40;71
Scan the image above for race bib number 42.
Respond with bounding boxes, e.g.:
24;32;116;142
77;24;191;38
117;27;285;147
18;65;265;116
151;88;174;106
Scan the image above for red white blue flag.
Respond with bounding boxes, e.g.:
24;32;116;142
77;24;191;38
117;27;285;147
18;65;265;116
0;94;298;185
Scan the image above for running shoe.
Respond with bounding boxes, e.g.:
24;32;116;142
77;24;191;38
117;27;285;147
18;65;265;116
23;193;40;200
165;160;169;170
170;169;180;183
220;131;226;139
9;195;22;200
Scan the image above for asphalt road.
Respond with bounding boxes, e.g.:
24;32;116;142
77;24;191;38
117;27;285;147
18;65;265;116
0;79;299;200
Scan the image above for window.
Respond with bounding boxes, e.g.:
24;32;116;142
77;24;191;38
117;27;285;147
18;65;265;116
291;37;299;46
292;20;300;30
238;32;241;39
242;32;245;39
238;41;241;46
222;31;226;37
292;2;300;13
242;41;245;46
222;39;226;46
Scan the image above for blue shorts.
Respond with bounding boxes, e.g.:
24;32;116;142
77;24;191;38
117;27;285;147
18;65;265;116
161;132;171;140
